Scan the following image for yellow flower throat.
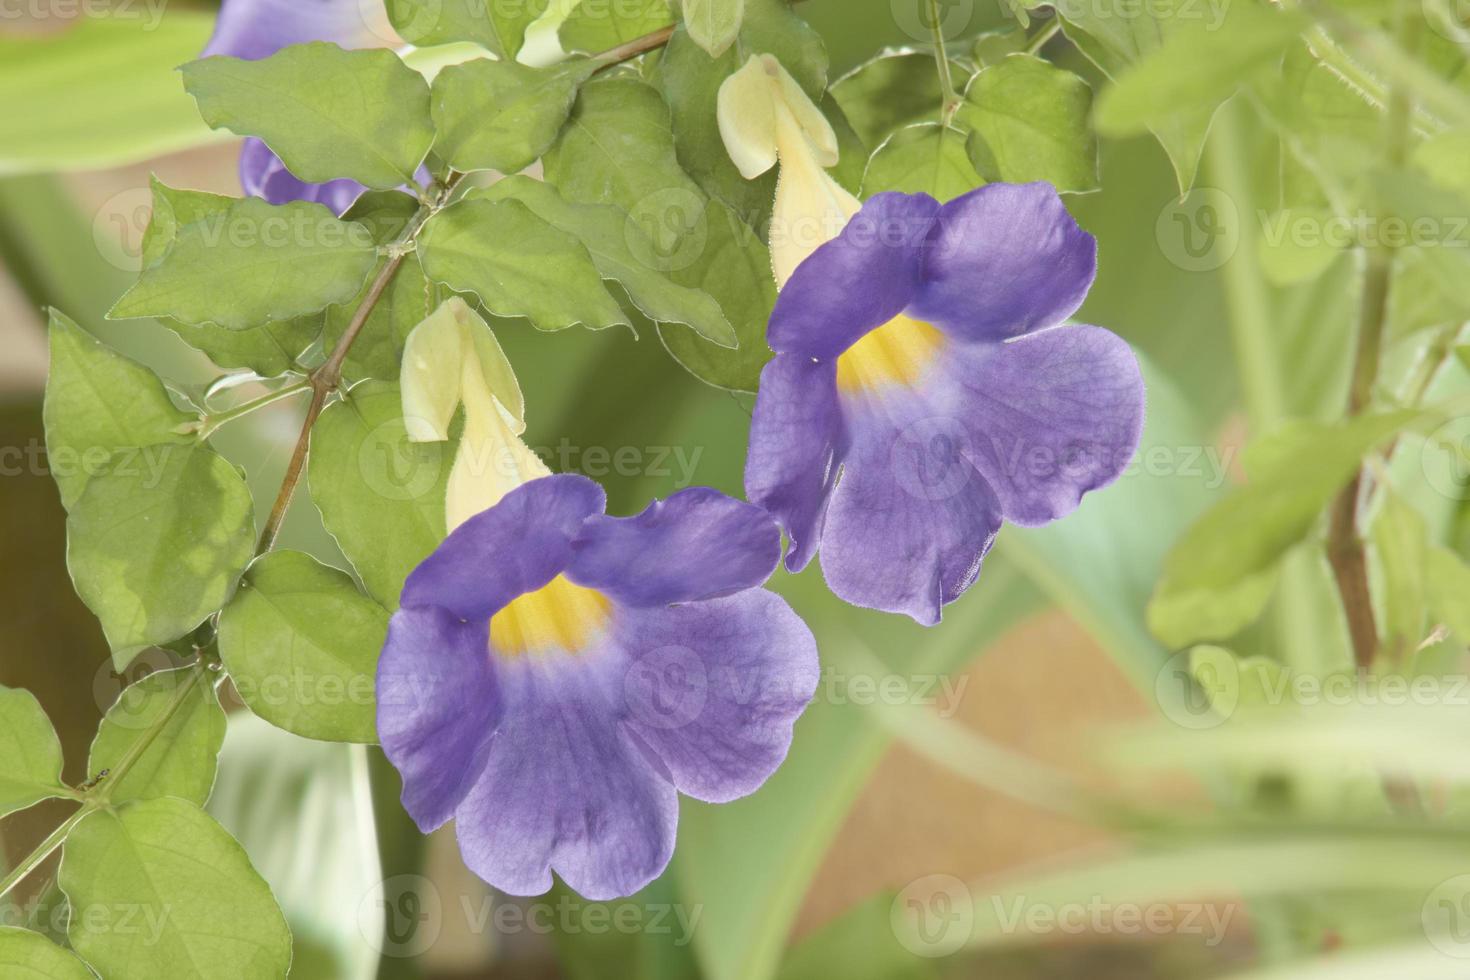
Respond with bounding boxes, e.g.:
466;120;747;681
834;314;945;394
489;575;612;659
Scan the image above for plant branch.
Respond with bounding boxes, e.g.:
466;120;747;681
1025;18;1063;56
0;806;90;903
196;380;311;441
925;0;962;123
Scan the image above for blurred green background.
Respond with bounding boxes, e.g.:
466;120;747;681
4;1;1469;978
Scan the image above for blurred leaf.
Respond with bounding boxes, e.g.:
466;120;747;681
418;198;630;331
861;122;983;198
1412;130;1470;197
44;309;193;510
219;551;386;744
209;714;384;979
777;891;937;980
1256;208;1343;286
1094;6;1305;139
549;877;701;980
973;26;1029;67
1148;411;1427;649
0;685;68;818
0;15;221;175
66;443;255;668
60;798;291;980
1427;546;1470;639
830;50;962;148
1189;644;1287;715
684;0;745;57
112;198;379;331
475;177;737;347
88;666;225;806
431;57;598;176
308;380;450;608
182;43;434;189
1372;489;1428;660
656;0;828;222
561;0;674;54
1220;942;1470;979
0;927;93;979
1390;247;1470;338
958;54;1098;193
388;0;551;58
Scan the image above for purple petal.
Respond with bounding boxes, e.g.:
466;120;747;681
908;182;1097;343
745;354;844;573
202;0;380;60
453;650;678;900
948;325;1145;526
400;475;606;620
616;591;819;803
377;606;502;832
239;137;367;216
820;395;1003;625
768;192;939;359
568;488;782;607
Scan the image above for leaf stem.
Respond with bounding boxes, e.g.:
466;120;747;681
925;0;962;123
0;806;90;903
195;380;311;441
1024;18;1063;56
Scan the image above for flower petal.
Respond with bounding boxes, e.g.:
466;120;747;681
453;652;678;900
950;324;1145;526
400;474;606;620
202;0;379;60
909;182;1097;343
377;606;502;832
239;137;366;216
568;488;782;607
767;192;938;359
745;354;843;572
617;591;819;803
820;396;1003;625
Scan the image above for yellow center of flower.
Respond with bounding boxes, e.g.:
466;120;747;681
835;314;945;394
488;575;612;659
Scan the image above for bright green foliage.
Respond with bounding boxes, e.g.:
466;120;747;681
1149;411;1429;647
181;43;434;189
959;54;1098;192
60;798;292;980
0;928;94;980
388;0;551;58
831;51;966;148
1372;489;1429;661
65;444;256;667
88;667;225;807
307;381;450;608
561;0;674;54
431;58;598;176
418;198;629;332
684;0;745;57
1427;547;1470;640
111;197;379;331
475;177;737;347
44;310;194;509
0;686;68;818
218;551;387;744
861;123;983;199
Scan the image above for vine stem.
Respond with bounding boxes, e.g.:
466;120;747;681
196;379;311;441
925;0;961;123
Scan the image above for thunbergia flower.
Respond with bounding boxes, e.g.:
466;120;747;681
380;303;820;900
744;184;1146;625
201;0;392;214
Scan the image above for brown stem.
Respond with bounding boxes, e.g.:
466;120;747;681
595;24;676;67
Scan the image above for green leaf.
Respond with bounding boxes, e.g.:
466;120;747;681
43;310;194;510
0;927;94;980
1148;411;1428;648
66;443;256;667
0;686;67;818
1093;6;1306;140
0;15;220;175
475;177;736;347
776;892;936;980
1427;547;1470;640
308;381;449;608
657;0;828;221
141;179;321;375
1256;207;1344;286
861;122;984;199
957;54;1098;193
219;551;387;743
1372;489;1428;660
1413;130;1470;197
88;666;225;807
431;57;598;176
973;25;1030;67
110;197;379;331
419;197;628;332
388;0;551;58
831;50;965;149
60;798;292;980
561;0;674;54
684;0;745;57
181;42;434;189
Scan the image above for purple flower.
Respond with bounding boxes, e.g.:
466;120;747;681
201;0;386;214
746;182;1146;626
377;475;819;900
